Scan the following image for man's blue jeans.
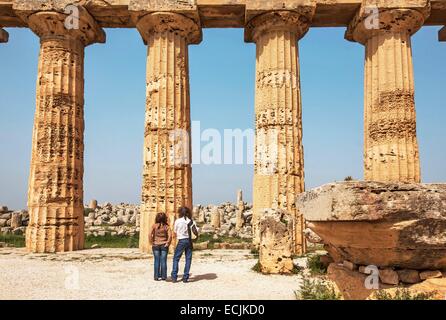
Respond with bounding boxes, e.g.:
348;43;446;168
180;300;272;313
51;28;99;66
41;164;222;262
152;245;168;280
171;239;192;281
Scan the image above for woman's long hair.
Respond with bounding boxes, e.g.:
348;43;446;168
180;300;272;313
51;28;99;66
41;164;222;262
178;207;192;220
155;212;168;229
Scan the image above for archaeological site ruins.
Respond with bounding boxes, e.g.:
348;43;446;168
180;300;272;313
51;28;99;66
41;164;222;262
1;0;446;296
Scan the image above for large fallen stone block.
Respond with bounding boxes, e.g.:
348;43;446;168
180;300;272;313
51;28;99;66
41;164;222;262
259;209;295;274
297;182;446;270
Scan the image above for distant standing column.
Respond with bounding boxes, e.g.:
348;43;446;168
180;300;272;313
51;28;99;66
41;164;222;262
136;13;202;253
346;6;430;183
0;28;8;43
246;11;312;255
26;11;105;253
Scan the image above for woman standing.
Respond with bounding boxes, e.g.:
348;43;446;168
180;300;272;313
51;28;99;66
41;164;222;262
171;207;199;283
150;212;172;281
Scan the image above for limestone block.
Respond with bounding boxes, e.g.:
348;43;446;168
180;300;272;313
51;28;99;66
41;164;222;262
297;181;446;269
192;206;200;220
128;0;200;24
397;269;421;284
10;212;22;229
420;270;443;280
198;210;206;224
343;260;357;271
235;209;244;231
379;269;399;285
89;200;98;210
259;209;295;274
210;206;221;229
327;263;377;300
236;189;243;204
368;278;446;300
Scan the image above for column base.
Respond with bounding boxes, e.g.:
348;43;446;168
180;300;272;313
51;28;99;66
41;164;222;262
26;224;84;253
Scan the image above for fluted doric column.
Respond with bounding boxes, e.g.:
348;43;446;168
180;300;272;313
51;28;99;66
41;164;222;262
246;10;312;255
347;5;430;183
26;10;105;253
0;28;8;43
136;13;201;253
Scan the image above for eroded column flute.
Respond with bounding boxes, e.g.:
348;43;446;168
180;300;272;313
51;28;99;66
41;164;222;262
26;10;105;253
136;13;201;253
347;4;430;183
246;11;312;255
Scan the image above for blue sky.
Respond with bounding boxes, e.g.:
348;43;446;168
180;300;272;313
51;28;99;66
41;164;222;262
1;26;445;209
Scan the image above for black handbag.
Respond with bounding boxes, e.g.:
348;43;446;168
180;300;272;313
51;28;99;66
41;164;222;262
187;219;199;249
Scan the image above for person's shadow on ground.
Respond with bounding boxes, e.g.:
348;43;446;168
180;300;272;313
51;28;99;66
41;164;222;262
188;273;218;282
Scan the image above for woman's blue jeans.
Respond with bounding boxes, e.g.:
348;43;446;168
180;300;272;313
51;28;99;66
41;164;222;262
171;239;193;281
152;245;168;280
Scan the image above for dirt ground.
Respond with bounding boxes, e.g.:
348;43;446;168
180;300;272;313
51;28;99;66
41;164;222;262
0;248;302;300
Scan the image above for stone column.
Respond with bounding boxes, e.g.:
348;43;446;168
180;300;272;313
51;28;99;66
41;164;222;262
0;28;8;43
136;13;201;253
236;189;244;230
346;6;429;183
26;11;105;253
246;11;311;255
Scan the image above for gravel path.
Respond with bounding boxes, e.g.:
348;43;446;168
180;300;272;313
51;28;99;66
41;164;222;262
0;248;301;300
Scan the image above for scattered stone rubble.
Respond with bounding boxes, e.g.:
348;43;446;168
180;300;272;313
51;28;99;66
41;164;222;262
0;206;28;236
0;193;254;245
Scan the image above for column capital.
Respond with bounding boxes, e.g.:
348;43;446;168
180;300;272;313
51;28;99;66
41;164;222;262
14;4;105;46
346;2;430;45
135;12;202;45
245;9;315;44
0;28;8;43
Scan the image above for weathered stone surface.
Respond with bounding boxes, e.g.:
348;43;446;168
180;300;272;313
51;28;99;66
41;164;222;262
420;270;443;280
88;199;98;210
327;263;376;300
24;8;104;253
343;260;357;271
346;2;430;183
368;278;446;300
303;227;322;244
259;209;295;274
210;206;221;229
397;269;421;284
297;182;446;269
137;12;201;253
10;212;21;229
248;9;312;255
409;278;446;299
379;268;399;285
2;0;446;29
235;189;244;230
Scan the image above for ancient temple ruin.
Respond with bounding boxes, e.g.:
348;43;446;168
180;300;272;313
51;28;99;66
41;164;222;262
1;0;445;255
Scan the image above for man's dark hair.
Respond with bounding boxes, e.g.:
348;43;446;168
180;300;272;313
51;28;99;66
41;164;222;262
178;207;191;219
